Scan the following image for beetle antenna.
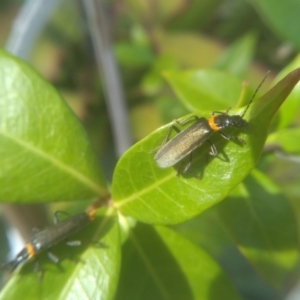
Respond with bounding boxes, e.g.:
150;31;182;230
241;70;270;118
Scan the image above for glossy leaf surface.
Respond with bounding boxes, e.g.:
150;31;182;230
249;0;300;49
0;209;120;300
115;223;241;300
0;50;108;203
163;69;246;111
112;68;300;224
217;170;299;288
267;128;300;154
273;54;300;129
213;33;256;77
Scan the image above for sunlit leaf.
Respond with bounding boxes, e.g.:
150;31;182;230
156;32;222;68
272;54;300;129
0;209;120;300
163;69;253;111
115;223;241;300
217;169;299;288
249;0;300;49
213;32;257;77
112;68;300;224
0;50;108;203
267;128;300;154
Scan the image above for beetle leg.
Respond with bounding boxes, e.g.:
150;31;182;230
153;116;200;154
151;124;181;154
161;125;180;145
175;165;182;177
211;111;225;115
219;131;245;145
33;259;39;272
33;259;44;281
183;153;193;173
66;240;81;246
176;153;193;176
32;227;40;234
174;115;199;126
47;251;59;263
92;241;107;248
207;140;217;156
225;107;232;114
211;108;231;115
54;211;72;224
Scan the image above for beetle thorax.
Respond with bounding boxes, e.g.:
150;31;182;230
214;114;247;129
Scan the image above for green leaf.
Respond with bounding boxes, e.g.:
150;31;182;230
267;128;300;154
0;50;108;203
174;207;281;297
174;206;234;258
112;68;300;225
249;0;300;49
217;169;299;288
0;209;120;300
163;69;252;112
273;54;300;129
141;55;179;96
115;223;241;300
213;32;257;77
156;32;222;68
167;0;222;30
114;42;154;68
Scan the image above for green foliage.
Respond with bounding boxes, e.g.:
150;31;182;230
267;128;300;153
217;169;299;288
213;33;257;77
1;48;299;298
0;50;108;203
1;1;300;299
112;68;300;225
249;0;300;49
274;55;300;129
0;208;120;300
115;224;241;300
163;69;252;111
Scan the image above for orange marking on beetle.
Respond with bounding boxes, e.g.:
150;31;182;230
25;243;36;258
86;208;96;220
208;116;220;131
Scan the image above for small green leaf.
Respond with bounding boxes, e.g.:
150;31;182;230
217;169;299;288
156;32;222;69
115;223;241;300
273;54;300;129
0;50;108;203
114;42;154;68
112;68;300;225
0;209;120;300
163;69;251;111
249;0;300;49
141;55;179;96
213;32;257;77
267;128;300;154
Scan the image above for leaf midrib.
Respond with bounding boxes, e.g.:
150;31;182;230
0;130;106;196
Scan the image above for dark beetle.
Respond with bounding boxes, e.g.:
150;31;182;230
155;110;247;170
155;73;268;173
3;209;96;272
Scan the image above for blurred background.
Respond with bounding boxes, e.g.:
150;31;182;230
0;0;299;299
